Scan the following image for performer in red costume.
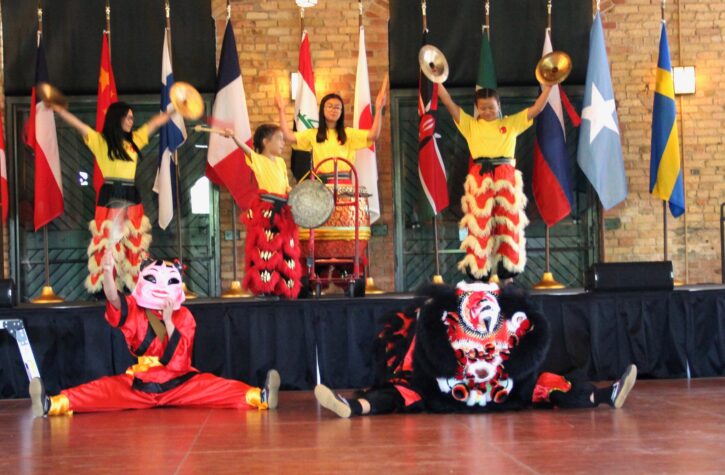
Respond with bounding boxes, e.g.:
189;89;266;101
29;251;280;416
225;124;301;298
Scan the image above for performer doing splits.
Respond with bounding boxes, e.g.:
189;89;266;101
29;251;280;416
52;102;169;294
437;83;553;281
315;281;637;418
224;124;302;299
276;77;388;177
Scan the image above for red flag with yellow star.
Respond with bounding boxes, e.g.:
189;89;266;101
94;30;117;198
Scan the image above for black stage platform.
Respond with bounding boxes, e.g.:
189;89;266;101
2;286;725;398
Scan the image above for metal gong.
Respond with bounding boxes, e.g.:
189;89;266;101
288;180;335;229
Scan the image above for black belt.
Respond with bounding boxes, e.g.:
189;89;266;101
97;180;142;207
472;157;515;174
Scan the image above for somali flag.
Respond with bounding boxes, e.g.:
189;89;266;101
650;21;684;218
154;28;186;230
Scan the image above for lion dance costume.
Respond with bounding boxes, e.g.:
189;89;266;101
315;281;637;417
84;126;152;293
242;150;301;298
454;109;532;280
30;259;278;416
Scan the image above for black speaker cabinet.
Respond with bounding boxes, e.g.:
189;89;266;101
585;261;674;292
0;279;17;307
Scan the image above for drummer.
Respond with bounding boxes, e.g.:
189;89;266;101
224;124;301;299
275;77;388;180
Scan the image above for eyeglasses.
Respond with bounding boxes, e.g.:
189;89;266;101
324;104;342;111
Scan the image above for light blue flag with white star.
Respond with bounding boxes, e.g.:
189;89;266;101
576;11;627;210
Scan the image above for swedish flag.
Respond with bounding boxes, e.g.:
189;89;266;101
650;21;685;217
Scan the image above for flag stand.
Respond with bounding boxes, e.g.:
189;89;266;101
662;202;684;287
533;225;565;289
30;227;63;304
164;1;195;299
431;215;444;284
221;203;253;298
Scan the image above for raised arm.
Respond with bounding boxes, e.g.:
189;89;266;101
143;111;172;136
102;250;121;310
367;76;389;142
526;85;553;121
51;104;92;141
275;94;297;144
222;129;254;157
436;83;461;124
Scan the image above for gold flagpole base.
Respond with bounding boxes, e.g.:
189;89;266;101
30;286;65;304
533;272;566;290
431;274;444;284
364;276;385;295
182;282;197;300
221;280;254;298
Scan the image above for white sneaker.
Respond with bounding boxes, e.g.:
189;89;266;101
263;369;281;410
611;364;637;409
314;384;352;418
29;377;48;417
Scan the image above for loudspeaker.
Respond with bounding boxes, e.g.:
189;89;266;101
585;261;674;292
0;279;17;307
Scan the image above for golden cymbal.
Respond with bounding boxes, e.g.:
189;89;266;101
36;82;68;109
418;44;449;84
535;51;572;86
169;82;204;120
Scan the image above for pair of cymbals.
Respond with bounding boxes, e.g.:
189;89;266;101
36;81;204;120
418;45;572;86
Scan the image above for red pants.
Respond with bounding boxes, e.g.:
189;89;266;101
61;373;258;413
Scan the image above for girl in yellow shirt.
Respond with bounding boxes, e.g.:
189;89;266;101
226;124;301;298
52;102;170;294
276;78;388;177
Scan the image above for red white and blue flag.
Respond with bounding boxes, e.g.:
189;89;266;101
27;36;63;231
206;21;258;210
153;27;186;230
532;31;574;227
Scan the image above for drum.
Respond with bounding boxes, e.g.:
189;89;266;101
288;180;335;229
298;184;371;258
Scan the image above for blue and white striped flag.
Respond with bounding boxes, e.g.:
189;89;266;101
154;28;186;230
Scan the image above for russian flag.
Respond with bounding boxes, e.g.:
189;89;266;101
153;28;186;230
206;21;258;210
27;36;63;231
532;31;573;227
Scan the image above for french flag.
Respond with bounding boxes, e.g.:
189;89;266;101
206;21;258;209
154;28;186;230
27;37;63;231
532;31;574;227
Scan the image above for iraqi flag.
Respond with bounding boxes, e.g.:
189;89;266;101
291;31;318;179
153;28;186;230
353;26;380;224
532;31;574;227
206;21;258;210
27;37;63;231
0;114;7;224
94;30;118;200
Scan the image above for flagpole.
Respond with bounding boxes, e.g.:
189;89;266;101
31;3;63;304
660;1;669;263
676;0;688;284
421;0;443;284
0;0;5;276
533;0;565;290
220;0;252;299
165;0;195;299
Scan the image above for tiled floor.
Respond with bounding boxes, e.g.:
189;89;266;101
1;378;724;474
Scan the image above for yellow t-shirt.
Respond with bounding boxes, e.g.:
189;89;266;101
455;109;533;159
246;150;291;196
293;127;372;173
84;125;150;181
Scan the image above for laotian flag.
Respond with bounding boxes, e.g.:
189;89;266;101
532;31;574;227
27;36;63;231
206;21;258;210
